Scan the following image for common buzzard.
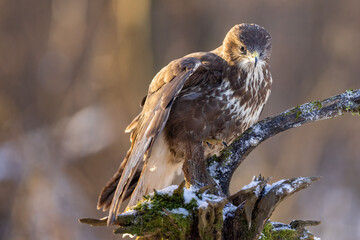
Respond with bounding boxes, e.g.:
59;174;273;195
98;23;273;224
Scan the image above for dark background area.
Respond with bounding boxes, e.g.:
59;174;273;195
1;0;360;239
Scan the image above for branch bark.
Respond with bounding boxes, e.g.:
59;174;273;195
208;89;360;193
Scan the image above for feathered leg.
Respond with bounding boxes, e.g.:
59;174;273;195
182;140;217;188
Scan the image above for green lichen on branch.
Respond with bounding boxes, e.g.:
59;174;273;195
310;100;323;111
344;89;360;115
260;221;320;240
260;222;296;240
283;105;302;119
118;186;197;239
286;100;322;120
209;146;233;165
112;184;227;239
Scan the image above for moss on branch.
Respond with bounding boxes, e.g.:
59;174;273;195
80;176;320;240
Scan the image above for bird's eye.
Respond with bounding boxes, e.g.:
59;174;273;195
240;46;247;54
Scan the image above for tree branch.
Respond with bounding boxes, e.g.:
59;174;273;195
80;90;360;239
208;89;360;193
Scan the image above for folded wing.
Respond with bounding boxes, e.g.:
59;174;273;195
106;57;206;224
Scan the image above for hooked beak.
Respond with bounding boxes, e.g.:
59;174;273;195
251;51;260;67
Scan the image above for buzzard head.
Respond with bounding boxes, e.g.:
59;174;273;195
222;23;272;71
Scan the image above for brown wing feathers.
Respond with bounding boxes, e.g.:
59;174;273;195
104;57;203;225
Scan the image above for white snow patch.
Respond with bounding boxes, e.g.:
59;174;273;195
183;186;225;209
276;183;294;195
133;185;226;215
269;179;286;188
292;123;302;128
223;202;237;219
241;179;261;191
207;162;221;185
263;184;272;195
249;137;260;146
155;185;178;196
263;179;285;195
169;207;189;216
122;233;136;238
251;124;263;135
254;185;262;196
272;224;292;231
262;177;312;196
241;179;263;196
122;209;137;216
183;187;199;204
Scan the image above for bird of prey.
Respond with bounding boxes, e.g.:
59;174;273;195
98;23;273;224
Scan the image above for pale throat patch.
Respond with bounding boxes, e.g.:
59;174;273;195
240;59;266;94
238;58;266;78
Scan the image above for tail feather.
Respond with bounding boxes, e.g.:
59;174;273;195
97;161;142;211
107;136;152;224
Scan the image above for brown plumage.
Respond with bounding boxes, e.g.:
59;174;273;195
98;23;273;224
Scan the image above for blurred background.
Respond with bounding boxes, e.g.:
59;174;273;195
1;0;360;239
